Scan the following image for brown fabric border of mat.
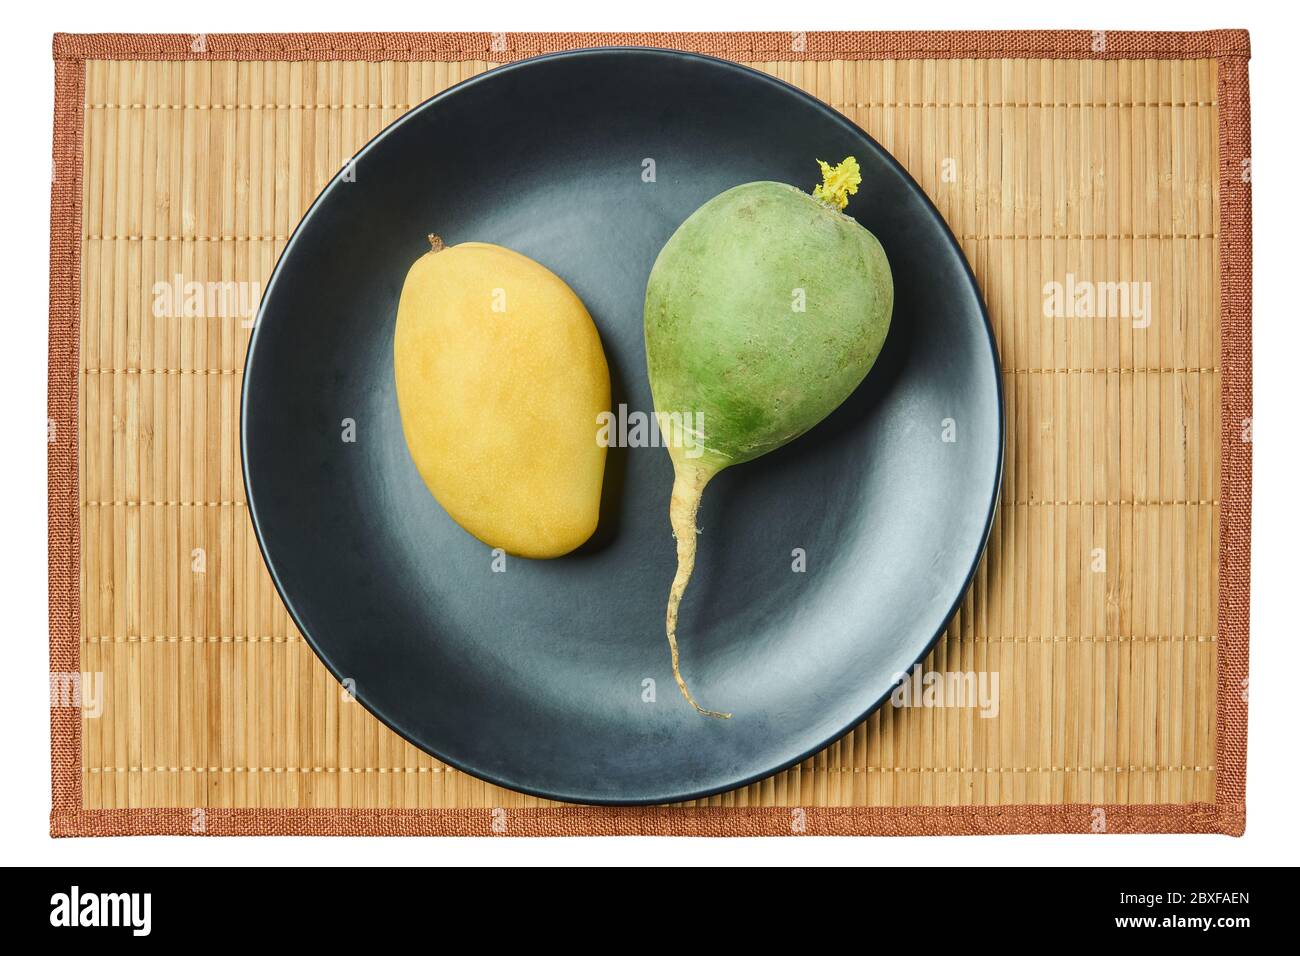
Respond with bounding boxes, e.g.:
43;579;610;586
47;31;1252;837
49;51;84;822
53;30;1250;62
50;803;1240;837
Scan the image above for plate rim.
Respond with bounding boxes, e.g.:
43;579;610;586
240;45;1006;806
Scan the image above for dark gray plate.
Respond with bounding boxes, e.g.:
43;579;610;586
242;48;1003;805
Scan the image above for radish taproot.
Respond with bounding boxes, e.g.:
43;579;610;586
643;158;894;717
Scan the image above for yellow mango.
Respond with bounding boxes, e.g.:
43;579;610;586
394;238;610;558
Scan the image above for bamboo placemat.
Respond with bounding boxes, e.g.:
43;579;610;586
48;31;1252;837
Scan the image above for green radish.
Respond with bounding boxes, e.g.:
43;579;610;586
644;158;894;718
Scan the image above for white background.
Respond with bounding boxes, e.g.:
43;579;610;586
3;0;1294;866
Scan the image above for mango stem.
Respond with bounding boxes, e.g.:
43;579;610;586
811;156;861;211
666;462;731;719
427;233;445;252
